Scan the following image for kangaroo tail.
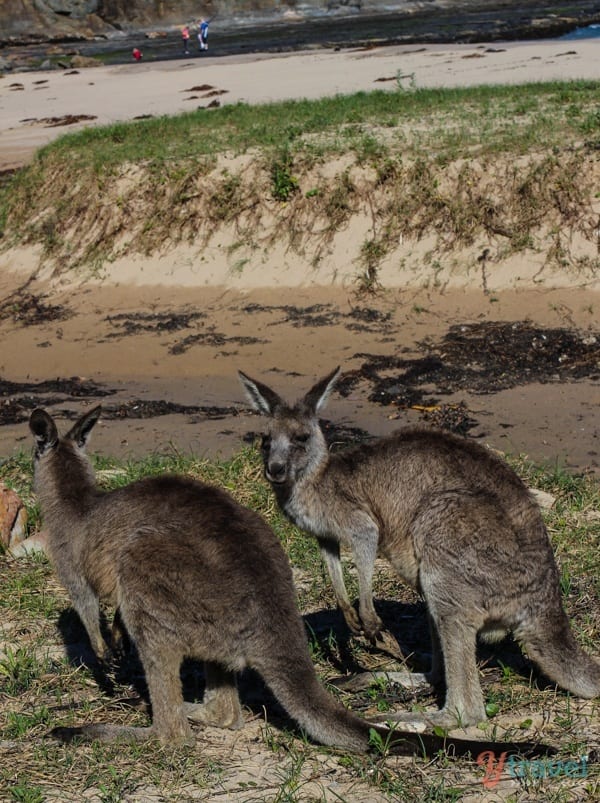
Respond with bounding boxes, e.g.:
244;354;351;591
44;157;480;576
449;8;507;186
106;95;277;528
51;724;154;743
257;649;555;758
518;607;600;699
257;646;377;752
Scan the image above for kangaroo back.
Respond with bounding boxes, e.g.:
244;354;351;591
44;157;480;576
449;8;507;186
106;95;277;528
30;406;117;659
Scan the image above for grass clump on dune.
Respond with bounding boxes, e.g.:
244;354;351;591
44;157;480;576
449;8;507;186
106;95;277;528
1;81;600;284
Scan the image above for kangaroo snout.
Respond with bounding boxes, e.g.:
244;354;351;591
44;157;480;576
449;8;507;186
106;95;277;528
266;461;287;483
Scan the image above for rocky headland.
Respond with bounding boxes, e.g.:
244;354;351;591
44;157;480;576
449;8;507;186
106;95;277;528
2;1;600;56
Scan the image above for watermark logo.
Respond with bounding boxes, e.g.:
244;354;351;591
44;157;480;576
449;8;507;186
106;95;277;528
477;751;588;789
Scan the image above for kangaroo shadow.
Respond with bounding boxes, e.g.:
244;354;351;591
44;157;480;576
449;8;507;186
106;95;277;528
304;598;564;697
303;600;429;672
57;607;148;702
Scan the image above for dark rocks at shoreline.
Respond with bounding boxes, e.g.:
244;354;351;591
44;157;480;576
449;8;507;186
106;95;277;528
2;2;600;73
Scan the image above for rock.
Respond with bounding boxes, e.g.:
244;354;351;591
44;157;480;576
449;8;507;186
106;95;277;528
70;54;102;68
529;488;556;510
0;482;28;550
44;1;99;17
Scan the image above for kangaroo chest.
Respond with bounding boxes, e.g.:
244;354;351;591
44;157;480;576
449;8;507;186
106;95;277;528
284;494;333;538
283;484;374;549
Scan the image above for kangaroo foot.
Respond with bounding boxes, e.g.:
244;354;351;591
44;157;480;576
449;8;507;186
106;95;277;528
183;699;244;729
377;706;486;730
331;670;430;693
340;604;363;636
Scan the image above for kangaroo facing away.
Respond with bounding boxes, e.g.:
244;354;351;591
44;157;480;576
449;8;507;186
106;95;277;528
239;368;600;730
28;406;552;756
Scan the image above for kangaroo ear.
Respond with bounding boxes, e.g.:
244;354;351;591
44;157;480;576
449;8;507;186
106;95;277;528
302;367;341;413
66;406;102;448
29;409;59;455
238;371;285;416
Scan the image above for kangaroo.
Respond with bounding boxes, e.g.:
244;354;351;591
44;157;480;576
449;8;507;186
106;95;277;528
29;406;552;756
238;367;600;730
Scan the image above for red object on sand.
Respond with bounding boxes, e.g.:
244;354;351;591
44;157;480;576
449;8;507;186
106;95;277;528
132;48;142;62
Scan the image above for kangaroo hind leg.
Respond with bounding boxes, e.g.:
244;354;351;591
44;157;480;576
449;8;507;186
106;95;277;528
424;598;487;728
384;585;486;729
52;645;192;746
385;493;491;728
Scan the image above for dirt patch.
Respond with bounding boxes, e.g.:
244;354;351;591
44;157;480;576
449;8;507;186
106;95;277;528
105;310;208;336
169;331;267;355
0;378;239;426
244;302;394;333
104;399;238;421
14;300;599;423
0;281;597;474
0;377;114;425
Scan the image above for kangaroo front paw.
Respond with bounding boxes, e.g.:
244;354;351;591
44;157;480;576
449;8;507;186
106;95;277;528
360;613;384;643
341;605;364;636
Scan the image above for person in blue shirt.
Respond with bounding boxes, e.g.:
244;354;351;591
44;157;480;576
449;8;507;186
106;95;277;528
198;18;210;51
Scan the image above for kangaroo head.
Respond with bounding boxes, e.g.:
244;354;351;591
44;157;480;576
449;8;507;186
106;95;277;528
238;368;340;485
30;406;102;455
29;407;102;491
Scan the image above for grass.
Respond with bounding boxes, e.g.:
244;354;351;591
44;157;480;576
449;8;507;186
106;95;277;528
0;446;598;801
1;81;600;280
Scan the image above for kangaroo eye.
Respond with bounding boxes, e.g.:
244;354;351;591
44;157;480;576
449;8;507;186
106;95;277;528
293;433;310;446
261;434;271;450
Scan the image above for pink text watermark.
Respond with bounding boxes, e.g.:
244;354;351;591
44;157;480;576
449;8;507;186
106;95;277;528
477;750;588;789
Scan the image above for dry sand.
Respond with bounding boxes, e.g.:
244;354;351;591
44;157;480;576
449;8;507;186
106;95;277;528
2;38;600;171
0;39;599;472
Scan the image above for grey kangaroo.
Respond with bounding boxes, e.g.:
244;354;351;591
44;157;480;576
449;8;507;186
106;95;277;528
29;406;551;756
239;367;600;730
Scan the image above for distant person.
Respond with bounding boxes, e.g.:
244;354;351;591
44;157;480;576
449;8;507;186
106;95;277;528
132;47;142;62
182;25;191;55
198;18;210;51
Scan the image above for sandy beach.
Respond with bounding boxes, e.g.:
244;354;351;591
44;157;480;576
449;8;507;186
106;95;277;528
2;38;600;171
0;38;599;472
